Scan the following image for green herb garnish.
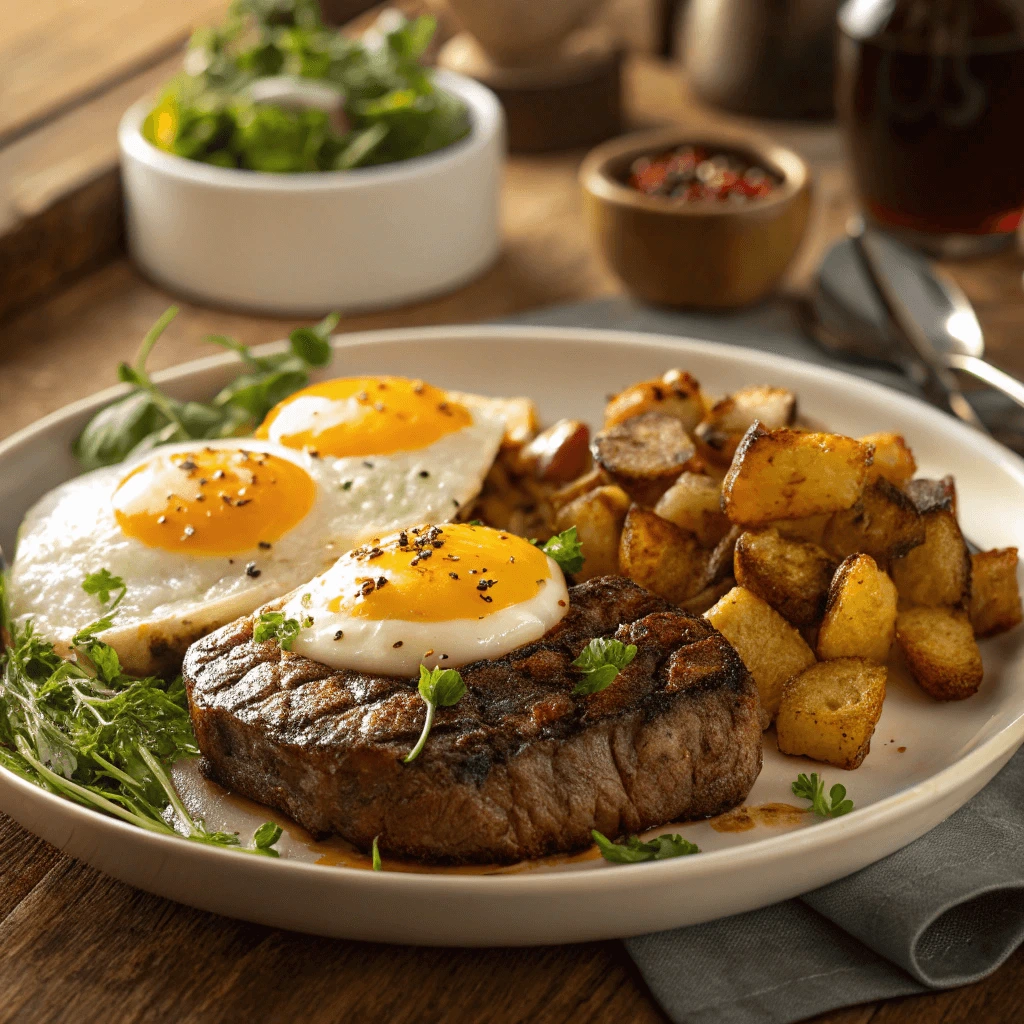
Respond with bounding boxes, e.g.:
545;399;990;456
592;830;700;864
73;306;337;471
571;637;637;695
142;1;470;173
253;611;307;651
533;527;585;576
253;821;283;857
0;577;281;856
82;568;127;610
403;665;466;763
792;773;854;818
372;834;382;871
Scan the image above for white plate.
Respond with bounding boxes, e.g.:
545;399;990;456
1;325;1022;947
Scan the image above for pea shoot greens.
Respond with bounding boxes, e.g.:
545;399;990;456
143;0;470;173
73;306;337;471
403;665;466;763
0;573;282;856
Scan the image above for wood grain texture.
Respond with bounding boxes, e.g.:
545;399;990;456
1;28;1024;1024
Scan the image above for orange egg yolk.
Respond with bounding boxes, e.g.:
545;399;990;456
113;448;316;556
327;524;553;621
254;376;472;458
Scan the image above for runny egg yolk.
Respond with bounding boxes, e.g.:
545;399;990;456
327;524;553;622
112;448;316;556
254;376;472;458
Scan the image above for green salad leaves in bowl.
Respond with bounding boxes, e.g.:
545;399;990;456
142;0;471;173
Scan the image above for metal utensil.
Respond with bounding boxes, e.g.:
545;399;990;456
811;226;1024;415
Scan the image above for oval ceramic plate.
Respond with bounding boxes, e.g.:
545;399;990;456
1;326;1022;947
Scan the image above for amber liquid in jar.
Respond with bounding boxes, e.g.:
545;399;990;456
838;0;1024;255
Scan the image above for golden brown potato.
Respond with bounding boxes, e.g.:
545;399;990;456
822;477;926;569
861;432;916;486
512;419;591;484
549;466;611;513
653;472;730;547
704;586;816;725
816;554;897;663
680;577;736;615
905;476;957;517
694;386;797;465
889;509;971;608
707;525;741;584
554;485;631;581
722;425;873;527
604;370;706;431
776;659;887;770
733;528;837;627
592;412;696;507
772;513;831;546
969;548;1023;638
896;606;984;701
450;393;538;450
618;506;709;605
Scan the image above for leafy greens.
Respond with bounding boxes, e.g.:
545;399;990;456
571;637;638;695
591;830;700;864
73;306;337;471
403;665;466;763
143;0;470;173
0;574;281;855
535;526;585;577
792;773;854;819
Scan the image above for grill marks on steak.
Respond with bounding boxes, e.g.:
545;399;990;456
183;576;762;863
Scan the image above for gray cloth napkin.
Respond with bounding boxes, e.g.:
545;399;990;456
502;297;1024;1024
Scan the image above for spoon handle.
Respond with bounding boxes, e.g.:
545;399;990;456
847;219;990;434
944;354;1024;412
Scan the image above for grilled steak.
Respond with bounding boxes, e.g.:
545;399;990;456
183;576;762;864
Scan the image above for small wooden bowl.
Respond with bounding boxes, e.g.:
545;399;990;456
580;129;812;308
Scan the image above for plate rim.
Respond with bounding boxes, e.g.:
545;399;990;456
3;322;1023;896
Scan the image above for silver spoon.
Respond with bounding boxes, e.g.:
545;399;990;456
811;228;1024;414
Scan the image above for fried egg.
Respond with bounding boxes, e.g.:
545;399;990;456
9;376;511;674
282;522;570;676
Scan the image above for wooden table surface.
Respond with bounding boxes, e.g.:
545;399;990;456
3;10;1024;1023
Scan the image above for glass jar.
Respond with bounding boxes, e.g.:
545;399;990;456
837;0;1024;257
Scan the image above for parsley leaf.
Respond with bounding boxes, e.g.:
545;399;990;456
535;527;585;576
372;834;382;871
73;307;338;471
592;830;700;864
403;665;466;763
572;637;637;695
253;821;283;857
82;568;127;609
253;611;305;651
792;773;854;818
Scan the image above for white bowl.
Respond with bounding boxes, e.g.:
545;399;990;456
118;71;504;315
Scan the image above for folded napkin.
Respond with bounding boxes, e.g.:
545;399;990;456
504;297;1024;1024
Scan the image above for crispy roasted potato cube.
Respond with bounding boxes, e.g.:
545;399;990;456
822;477;925;569
772;513;831;546
604;370;707;431
550;466;611;512
694;386;797;466
776;659;886;770
905;476;957;517
816;554;897;663
680;577;735;615
705;586;816;724
619;506;709;605
554;485;631;581
734;528;836;627
969;548;1022;638
896;607;983;701
861;432;916;486
512;419;591;484
889;508;971;608
654;472;730;546
722;425;872;527
592;412;696;507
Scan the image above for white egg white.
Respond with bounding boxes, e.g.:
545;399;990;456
282;552;570;677
8;396;506;675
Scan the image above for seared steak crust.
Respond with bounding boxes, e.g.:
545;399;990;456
183;576;762;863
